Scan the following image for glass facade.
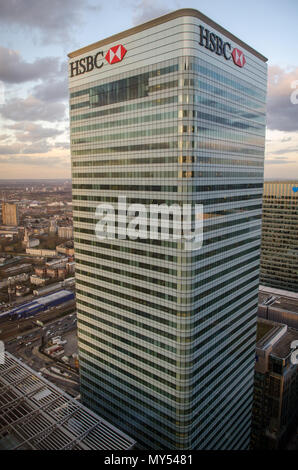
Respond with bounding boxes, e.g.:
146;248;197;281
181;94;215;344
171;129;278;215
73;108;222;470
69;14;267;449
260;181;298;293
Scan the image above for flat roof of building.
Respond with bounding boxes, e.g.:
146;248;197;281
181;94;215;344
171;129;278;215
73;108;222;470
68;8;268;63
0;352;135;450
271;328;298;359
257;318;298;359
259;285;298;315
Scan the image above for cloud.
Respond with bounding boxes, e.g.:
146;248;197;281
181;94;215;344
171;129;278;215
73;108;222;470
132;0;176;26
267;65;298;132
0;141;51;155
6;122;64;142
265;158;293;165
31;77;69;102
0;95;66;122
0;155;68;167
272;147;298;155
0;0;101;44
0;46;63;84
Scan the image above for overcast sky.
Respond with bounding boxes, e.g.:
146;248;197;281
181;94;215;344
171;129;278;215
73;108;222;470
0;0;297;179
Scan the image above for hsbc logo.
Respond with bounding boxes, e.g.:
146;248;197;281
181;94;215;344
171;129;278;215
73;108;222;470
70;44;127;77
199;25;246;68
232;48;246;67
105;44;127;64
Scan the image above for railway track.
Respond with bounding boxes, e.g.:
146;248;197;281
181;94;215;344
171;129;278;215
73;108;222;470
0;301;76;341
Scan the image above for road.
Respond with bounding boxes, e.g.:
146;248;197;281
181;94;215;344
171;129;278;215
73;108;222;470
2;302;80;397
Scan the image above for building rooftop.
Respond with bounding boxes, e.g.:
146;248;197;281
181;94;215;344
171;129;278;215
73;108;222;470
259;285;298;315
68;8;268;62
271;328;298;359
0;352;136;450
256;318;298;360
256;320;276;342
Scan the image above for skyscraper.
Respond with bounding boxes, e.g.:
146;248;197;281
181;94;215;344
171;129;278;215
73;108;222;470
260;181;298;293
68;9;267;449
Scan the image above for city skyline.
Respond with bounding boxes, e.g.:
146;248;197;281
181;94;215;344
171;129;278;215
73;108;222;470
0;0;297;180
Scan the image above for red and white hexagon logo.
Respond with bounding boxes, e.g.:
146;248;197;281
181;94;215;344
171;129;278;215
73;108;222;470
232;48;246;68
105;44;127;64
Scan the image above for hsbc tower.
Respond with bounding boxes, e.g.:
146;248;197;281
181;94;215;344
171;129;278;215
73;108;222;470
68;9;267;449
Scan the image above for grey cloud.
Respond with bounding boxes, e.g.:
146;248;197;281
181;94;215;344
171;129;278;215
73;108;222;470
272;148;298;155
55;142;70;150
267;66;298;132
0;95;66;122
6;122;64;142
31;77;69;102
0;0;102;44
0;141;50;155
0;46;62;84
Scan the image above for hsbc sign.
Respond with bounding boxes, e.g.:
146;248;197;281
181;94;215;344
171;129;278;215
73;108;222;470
70;44;127;77
105;44;127;64
232;48;246;67
199;25;246;68
69;26;246;78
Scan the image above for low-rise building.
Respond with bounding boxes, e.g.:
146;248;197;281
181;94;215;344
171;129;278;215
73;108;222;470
30;275;49;286
58;226;73;239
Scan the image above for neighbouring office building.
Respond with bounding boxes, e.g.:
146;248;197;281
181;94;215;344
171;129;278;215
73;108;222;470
251;319;298;449
260;181;298;293
68;9;267;449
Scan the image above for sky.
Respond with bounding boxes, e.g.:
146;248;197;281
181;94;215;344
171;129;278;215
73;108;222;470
0;0;297;180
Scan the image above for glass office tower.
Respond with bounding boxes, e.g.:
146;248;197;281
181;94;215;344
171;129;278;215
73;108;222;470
68;9;267;449
260;181;298;292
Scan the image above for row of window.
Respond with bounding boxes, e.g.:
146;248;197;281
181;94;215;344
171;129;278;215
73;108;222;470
80;377;182;447
80;354;253;449
71;139;265;157
71;125;176;145
76;256;258;307
72;154;264;168
71;121;264;148
79;332;177;389
70;63;179;99
77;283;258;375
71;110;177;134
78;311;255;393
71;101;264;137
75;242;259;294
73;169;263;179
72;182;263;192
76;269;259;319
75;233;260;280
187;58;266;102
185;95;265;125
79;321;256;410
